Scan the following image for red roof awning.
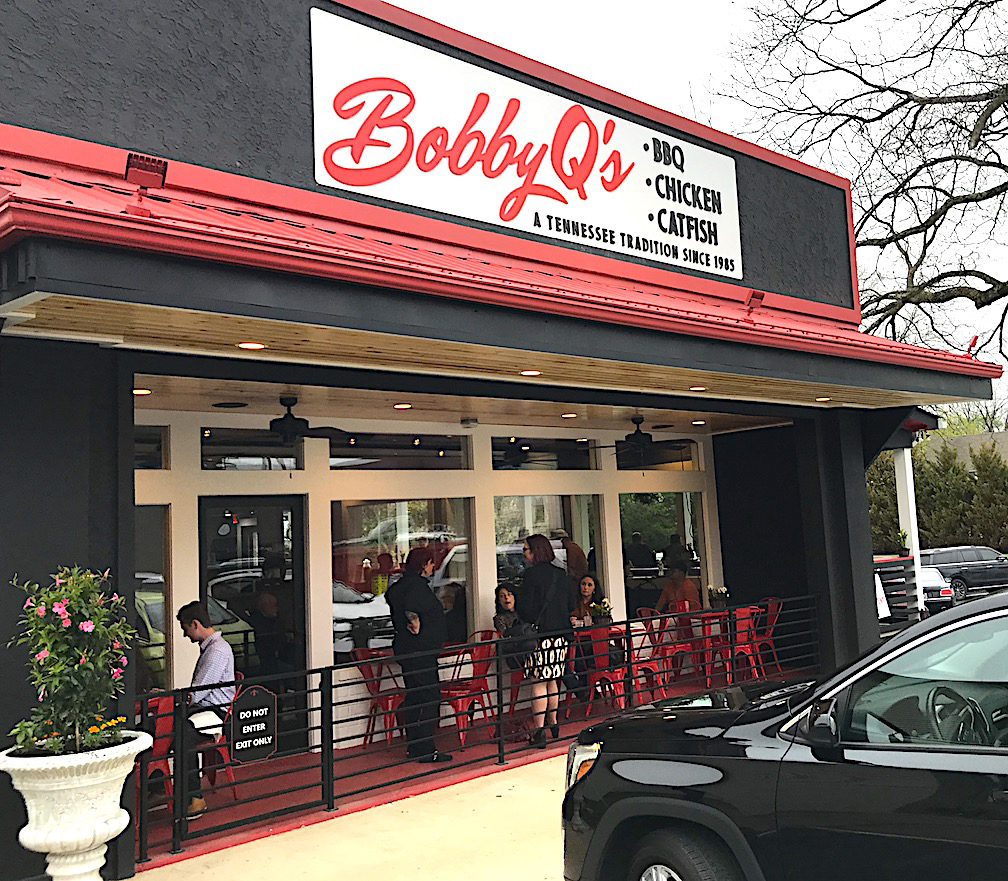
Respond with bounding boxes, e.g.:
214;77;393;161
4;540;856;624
0;133;999;382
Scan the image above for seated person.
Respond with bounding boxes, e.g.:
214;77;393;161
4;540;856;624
570;574;604;628
655;561;701;612
437;582;468;644
177;600;236;819
626;532;656;570
493;585;519;634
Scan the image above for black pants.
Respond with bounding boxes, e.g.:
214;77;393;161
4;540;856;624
398;655;442;758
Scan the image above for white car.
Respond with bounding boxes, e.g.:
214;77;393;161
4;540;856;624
919;565;956;613
332;581;394;655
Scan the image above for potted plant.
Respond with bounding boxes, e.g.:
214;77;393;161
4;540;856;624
707;584;730;608
896;529;910;557
590;597;613;625
0;567;152;881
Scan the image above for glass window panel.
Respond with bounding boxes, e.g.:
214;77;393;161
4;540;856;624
134;425;168;470
616;438;697;471
493;494;602;592
619;492;706;615
329;433;468;470
201;427;300;470
135;505;169;691
331;497;472;654
959;548;982;562
491;436;592;470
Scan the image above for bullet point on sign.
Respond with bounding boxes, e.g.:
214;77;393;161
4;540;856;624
643;142;649;151
646;178;651;186
648;213;654;221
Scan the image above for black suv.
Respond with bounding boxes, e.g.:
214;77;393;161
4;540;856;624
563;592;1008;881
919;545;1008;601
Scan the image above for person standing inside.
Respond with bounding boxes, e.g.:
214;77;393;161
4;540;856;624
561;536;590;582
517;533;573;747
177;600;236;819
384;547;452;764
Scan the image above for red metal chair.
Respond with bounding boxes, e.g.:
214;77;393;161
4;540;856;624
685;611;733;688
351;648;405;747
636;606;660;620
651;604;706;690
581;627;626;716
136;695;175;800
439;640;496;749
731;606;766;681
754;598;783;674
493;627;529;717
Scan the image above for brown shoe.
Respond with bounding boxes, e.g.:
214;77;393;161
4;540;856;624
187;796;206;819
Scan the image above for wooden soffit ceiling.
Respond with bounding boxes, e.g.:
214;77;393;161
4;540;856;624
0;292;974;409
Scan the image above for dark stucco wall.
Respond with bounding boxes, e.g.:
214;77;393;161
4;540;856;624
0;0;853;309
0;338;129;881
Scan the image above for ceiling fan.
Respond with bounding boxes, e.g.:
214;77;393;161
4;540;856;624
269;396;348;442
598;416;692;465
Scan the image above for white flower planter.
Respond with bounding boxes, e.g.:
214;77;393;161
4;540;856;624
0;730;153;881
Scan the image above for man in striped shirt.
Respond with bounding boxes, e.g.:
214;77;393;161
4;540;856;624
177;600;236;819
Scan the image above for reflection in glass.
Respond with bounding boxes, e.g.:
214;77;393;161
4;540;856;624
201;428;300;470
619;492;705;614
329;433;468;469
135;505;169;690
331;498;471;651
491;437;591;470
134;426;168;470
616;438;697;471
493;495;601;592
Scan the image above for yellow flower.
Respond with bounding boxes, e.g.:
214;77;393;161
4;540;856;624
117;716;126;722
87;726;99;734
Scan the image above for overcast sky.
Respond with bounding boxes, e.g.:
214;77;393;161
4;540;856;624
388;1;756;136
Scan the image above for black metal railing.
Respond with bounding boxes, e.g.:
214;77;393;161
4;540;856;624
133;595;819;860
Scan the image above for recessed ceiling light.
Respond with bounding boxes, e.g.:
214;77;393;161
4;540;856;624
438;450;445;457
203;429;211;437
348;437;356;445
212;401;247;409
132;388;152;396
561;412;577;419
413;437;421;446
521;445;531;451
689;385;707;392
236;341;267;350
691;419;706;426
393;403;412;410
577;438;589;443
816;396;832;403
520;370;542;377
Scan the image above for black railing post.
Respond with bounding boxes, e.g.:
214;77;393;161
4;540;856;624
624;618;634;708
137;694;150;863
728;603;737;684
321;668;336;811
494;637;506;765
170;691;186;854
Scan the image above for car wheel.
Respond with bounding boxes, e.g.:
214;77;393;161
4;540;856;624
951;578;968;602
626;828;743;881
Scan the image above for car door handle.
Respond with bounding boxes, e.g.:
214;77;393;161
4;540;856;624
991;790;1008;803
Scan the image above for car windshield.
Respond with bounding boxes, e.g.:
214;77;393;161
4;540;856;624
333;582;369;604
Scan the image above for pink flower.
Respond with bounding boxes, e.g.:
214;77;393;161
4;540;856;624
79;654;87;666
78;620;95;633
61;618;71;627
113;640;121;650
36;605;46;617
23;598;33;609
111;593;120;602
111;668;122;680
34;650;49;661
54;576;63;587
102;568;111;579
52;601;67;618
120;656;128;667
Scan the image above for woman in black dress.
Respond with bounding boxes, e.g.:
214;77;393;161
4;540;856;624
516;533;573;747
384;547;452;763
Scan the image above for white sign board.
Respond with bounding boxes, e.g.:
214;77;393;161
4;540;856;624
310;8;743;279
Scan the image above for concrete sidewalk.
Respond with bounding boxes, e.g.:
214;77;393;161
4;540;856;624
138;755;567;881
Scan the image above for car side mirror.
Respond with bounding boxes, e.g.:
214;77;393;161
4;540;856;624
797;698;842;760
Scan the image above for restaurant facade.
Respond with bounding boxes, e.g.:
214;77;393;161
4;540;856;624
0;1;1000;878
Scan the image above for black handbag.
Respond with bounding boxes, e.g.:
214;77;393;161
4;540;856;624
501;568;564;671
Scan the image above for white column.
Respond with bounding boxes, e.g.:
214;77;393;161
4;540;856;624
596;443;627;619
894;446;924;619
470;427;498;630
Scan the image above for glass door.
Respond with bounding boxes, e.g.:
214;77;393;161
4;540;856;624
198;496;307;680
